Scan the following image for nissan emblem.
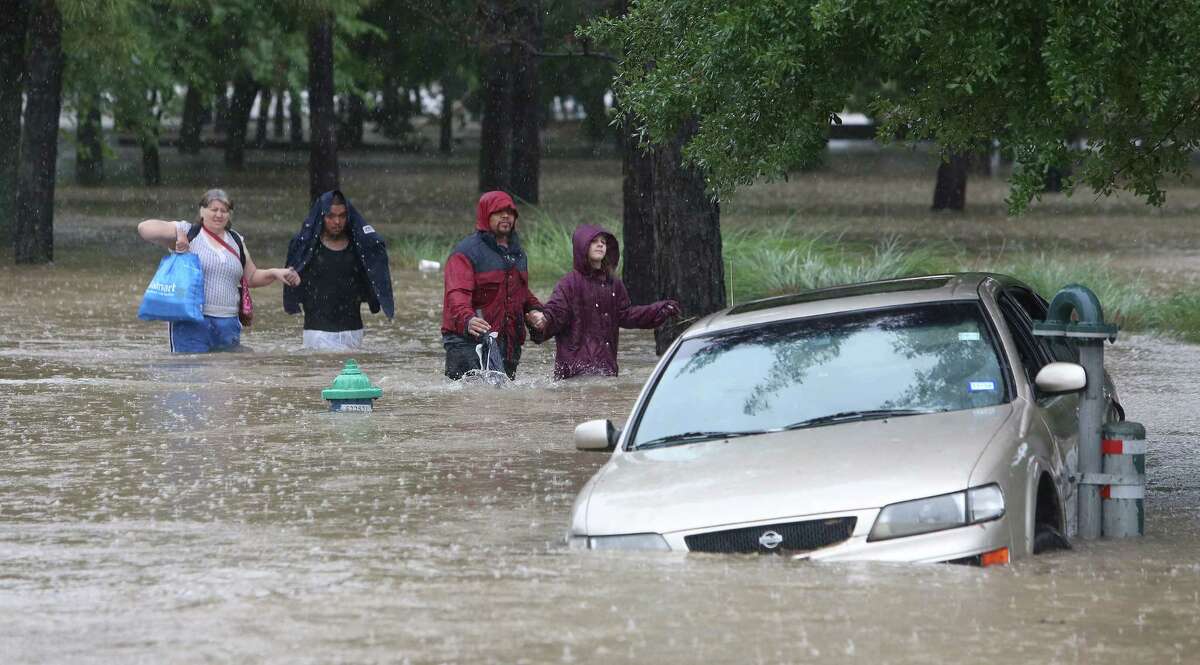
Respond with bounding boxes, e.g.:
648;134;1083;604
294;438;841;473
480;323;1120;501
759;530;784;549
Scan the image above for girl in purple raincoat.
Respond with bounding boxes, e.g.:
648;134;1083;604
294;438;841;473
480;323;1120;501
536;224;679;379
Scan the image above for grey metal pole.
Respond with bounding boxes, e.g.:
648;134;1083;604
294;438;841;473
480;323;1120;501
1077;340;1105;540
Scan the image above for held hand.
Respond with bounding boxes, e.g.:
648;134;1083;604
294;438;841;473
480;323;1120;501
174;233;190;253
467;316;491;337
279;268;301;287
526;310;547;331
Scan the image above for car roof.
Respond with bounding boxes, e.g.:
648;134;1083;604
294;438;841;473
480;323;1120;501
682;273;1023;338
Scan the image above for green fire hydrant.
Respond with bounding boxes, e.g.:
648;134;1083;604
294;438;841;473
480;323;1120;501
322;359;383;412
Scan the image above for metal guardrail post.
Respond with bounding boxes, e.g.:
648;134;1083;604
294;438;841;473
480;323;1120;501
1032;284;1119;541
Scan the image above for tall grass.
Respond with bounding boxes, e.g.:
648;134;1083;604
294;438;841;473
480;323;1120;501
516;206;581;274
384;213;1198;341
976;254;1154;330
726;228;948;300
1145;292;1200;344
389;232;460;270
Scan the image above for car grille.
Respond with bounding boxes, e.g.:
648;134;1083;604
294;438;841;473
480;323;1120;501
684;517;857;554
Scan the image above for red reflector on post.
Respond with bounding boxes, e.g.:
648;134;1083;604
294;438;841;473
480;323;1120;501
1100;485;1112;499
1102;439;1124;455
980;547;1009;567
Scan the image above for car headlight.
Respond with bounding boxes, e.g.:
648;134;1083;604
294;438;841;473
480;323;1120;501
566;533;671;551
868;484;1005;541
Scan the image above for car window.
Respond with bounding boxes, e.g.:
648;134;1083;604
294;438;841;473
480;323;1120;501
1007;287;1079;363
1008;288;1047;320
996;294;1052;385
630;302;1011;448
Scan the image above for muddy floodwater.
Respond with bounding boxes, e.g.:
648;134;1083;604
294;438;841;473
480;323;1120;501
2;263;1199;665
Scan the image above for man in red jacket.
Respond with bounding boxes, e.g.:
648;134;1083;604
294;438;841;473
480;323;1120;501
441;191;546;380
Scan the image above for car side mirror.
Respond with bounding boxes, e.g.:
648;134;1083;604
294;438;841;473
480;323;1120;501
1034;362;1087;394
575;419;619;451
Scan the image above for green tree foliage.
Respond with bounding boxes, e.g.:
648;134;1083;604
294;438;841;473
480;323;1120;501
589;0;1200;212
362;0;474;90
541;0;617;145
69;3;180;163
356;0;473;143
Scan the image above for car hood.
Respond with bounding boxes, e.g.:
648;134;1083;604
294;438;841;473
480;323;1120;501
582;405;1014;536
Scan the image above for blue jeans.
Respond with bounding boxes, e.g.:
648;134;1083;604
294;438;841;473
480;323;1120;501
169;316;241;353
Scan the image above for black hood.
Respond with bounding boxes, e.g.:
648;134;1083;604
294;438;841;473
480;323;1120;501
283;190;395;319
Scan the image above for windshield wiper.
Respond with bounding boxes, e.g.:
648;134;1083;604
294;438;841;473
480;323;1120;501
782;408;935;431
635;430;767;450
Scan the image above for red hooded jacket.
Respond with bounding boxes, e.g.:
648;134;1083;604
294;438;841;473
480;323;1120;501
441;191;543;357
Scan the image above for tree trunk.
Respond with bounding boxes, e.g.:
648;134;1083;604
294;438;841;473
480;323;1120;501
1044;135;1079;193
616;0;657;306
335;95;347;142
254;88;271;147
224;73;258;169
15;0;63;264
272;87;286;139
139;90;162;187
213;82;229;134
971;142;995;176
179;84;203;154
651;118;724;354
75;94;104;186
0;0;27;248
620;119;657;305
509;0;542;203
380;79;401;139
288;88;304;145
478;0;513;192
343;93;365;148
931;151;969;211
141;136;161;187
308;12;339;201
579;84;609;149
439;88;453;154
1043;165;1070;193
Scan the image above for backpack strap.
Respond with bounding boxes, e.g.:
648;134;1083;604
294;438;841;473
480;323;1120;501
228;229;247;267
188;222;246;267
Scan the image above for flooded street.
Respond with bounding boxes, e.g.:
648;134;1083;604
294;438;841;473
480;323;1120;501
2;264;1199;664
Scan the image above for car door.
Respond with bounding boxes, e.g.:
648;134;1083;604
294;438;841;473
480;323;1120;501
997;289;1081;528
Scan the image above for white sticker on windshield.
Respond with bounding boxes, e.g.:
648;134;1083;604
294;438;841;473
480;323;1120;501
968;381;996;392
958;332;981;341
362;225;376;235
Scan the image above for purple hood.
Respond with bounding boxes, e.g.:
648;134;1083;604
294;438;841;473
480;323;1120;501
572;223;618;276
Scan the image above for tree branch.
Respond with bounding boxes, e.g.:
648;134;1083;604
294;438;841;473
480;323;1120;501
499;38;617;62
1096;98;1200;197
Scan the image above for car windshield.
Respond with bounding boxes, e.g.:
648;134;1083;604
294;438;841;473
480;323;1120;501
630;301;1009;449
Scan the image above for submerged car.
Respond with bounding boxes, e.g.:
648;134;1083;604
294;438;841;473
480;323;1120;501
567;274;1122;564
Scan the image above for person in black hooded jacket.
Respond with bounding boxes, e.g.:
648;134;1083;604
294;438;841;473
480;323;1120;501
284;190;394;349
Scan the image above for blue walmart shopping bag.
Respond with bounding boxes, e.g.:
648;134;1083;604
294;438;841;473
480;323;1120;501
138;253;205;322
